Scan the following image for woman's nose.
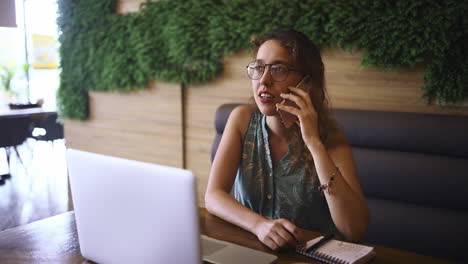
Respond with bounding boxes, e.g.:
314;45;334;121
259;66;272;86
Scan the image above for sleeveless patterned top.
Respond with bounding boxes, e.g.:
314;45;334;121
234;109;339;235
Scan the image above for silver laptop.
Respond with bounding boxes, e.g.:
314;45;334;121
67;149;277;264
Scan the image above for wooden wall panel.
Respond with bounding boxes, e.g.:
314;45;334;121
65;0;183;168
64;81;183;168
185;53;251;204
323;48;468;115
116;0;144;14
185;50;468;205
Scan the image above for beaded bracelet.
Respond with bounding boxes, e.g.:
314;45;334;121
318;169;337;195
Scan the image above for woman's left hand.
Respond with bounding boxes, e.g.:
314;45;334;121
276;86;320;145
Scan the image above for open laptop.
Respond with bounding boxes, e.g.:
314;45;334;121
67;148;277;264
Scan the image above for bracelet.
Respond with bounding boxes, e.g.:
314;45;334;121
318;168;338;195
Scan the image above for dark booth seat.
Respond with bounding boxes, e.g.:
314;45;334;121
211;104;468;263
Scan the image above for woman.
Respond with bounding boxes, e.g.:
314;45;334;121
205;29;369;251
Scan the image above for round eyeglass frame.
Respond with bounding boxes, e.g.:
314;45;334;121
245;61;302;82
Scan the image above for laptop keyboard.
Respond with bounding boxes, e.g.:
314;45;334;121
202;236;228;256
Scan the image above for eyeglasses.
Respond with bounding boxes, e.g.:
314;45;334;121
246;61;302;82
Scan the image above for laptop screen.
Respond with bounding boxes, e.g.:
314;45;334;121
67;148;202;264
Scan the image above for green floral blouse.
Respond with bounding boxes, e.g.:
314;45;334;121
234;110;339;235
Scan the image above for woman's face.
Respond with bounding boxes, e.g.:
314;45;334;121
252;40;303;116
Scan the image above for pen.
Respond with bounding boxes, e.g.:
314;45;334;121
306;234;334;253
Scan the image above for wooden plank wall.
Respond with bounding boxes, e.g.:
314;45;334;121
323;48;468;114
185;54;252;203
65;0;184;168
64;81;183;168
64;0;468;206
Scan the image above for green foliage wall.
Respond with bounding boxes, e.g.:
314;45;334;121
57;0;468;119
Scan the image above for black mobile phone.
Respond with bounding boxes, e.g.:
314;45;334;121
278;75;311;128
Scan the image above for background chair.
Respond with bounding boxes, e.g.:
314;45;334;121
0;115;32;184
29;112;64;143
211;104;240;162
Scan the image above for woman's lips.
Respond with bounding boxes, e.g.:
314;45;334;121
259;97;274;103
258;91;275;104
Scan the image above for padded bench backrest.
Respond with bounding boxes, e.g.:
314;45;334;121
212;105;468;262
211;104;240;162
333;109;468;262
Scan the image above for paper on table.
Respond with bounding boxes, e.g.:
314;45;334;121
317;240;374;262
297;237;375;264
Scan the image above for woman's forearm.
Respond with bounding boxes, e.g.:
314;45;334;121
205;189;267;235
306;139;369;241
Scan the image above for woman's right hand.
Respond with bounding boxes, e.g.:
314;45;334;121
253;218;304;251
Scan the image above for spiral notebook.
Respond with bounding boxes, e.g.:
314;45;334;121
296;236;376;264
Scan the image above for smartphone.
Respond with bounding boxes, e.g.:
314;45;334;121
277;75;311;128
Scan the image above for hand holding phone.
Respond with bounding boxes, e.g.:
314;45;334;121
277;75;311;128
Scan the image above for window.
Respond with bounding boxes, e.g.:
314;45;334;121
0;0;59;108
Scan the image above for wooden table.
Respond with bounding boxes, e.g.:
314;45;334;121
0;105;56;119
0;209;454;263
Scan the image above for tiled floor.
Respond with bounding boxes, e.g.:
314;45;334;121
0;139;69;232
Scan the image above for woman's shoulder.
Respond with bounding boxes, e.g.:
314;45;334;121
231;104;256;114
228;104;257;138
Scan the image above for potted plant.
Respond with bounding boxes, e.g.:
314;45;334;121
0;65;17;104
